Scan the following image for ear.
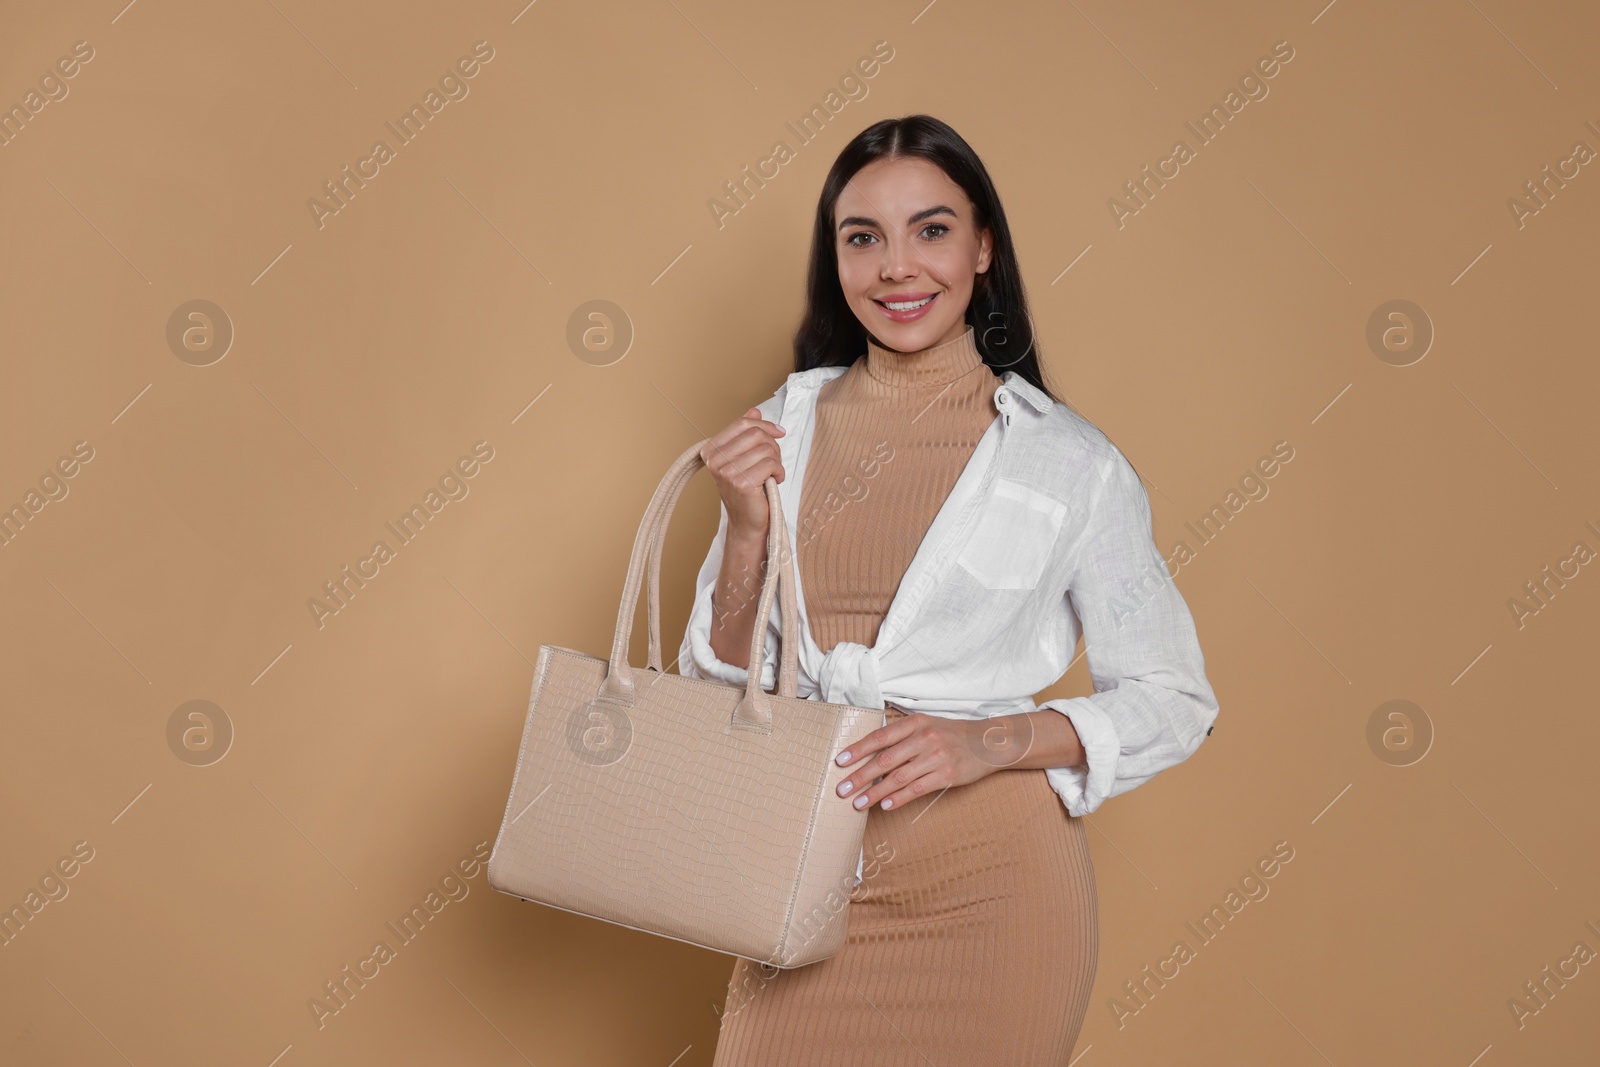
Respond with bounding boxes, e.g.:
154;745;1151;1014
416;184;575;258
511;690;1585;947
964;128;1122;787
975;227;994;275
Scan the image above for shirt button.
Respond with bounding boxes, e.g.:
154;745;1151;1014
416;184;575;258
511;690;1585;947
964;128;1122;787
997;393;1007;404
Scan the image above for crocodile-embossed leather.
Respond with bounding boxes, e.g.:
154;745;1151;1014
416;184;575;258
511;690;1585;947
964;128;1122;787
487;439;885;967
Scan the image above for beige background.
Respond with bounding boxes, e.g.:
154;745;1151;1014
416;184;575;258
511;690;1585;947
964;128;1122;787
3;0;1598;1064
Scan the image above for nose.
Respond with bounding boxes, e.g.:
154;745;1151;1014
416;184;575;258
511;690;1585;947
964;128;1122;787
879;232;918;281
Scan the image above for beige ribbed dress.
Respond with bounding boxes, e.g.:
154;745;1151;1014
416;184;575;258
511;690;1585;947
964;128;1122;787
710;327;1099;1066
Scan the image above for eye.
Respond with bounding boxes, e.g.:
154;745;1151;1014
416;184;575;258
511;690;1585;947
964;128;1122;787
845;231;877;248
920;223;949;240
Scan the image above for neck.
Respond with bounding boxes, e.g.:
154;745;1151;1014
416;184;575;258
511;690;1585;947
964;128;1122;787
865;326;983;388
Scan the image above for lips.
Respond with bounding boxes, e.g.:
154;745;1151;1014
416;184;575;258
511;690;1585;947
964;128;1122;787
873;291;939;322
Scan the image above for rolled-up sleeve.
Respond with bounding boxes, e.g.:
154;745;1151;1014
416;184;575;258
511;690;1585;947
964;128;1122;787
1040;447;1219;816
678;498;780;690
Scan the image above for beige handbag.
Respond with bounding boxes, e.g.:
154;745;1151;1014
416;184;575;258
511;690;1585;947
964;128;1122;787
487;437;885;967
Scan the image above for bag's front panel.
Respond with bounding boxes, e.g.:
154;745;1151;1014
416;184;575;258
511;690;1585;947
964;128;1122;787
492;648;865;962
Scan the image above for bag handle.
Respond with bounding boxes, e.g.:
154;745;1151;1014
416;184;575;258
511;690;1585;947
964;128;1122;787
599;438;799;731
640;439;720;672
639;440;791;677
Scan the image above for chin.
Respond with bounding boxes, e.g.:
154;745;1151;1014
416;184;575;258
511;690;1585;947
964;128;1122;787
886;322;957;352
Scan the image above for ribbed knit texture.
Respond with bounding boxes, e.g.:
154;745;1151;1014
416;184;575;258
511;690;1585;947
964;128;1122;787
710;327;1100;1066
795;325;1001;654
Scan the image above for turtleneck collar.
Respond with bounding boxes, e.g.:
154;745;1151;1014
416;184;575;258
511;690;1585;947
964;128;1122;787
864;325;985;388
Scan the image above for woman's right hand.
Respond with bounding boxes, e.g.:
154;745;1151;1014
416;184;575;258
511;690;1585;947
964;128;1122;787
700;406;787;541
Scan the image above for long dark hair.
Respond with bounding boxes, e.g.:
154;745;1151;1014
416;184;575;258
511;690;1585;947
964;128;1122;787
793;115;1067;410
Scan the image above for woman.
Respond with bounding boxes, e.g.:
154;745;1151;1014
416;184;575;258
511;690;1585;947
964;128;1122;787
679;114;1219;1066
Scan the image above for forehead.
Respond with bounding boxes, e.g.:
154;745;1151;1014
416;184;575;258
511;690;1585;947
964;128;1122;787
834;157;971;221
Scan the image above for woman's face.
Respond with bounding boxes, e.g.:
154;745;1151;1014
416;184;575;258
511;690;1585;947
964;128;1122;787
833;155;993;354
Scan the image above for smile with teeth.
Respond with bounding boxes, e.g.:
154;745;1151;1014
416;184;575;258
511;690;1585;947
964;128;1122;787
877;294;936;310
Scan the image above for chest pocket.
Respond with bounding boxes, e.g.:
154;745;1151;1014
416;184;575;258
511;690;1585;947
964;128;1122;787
955;478;1068;591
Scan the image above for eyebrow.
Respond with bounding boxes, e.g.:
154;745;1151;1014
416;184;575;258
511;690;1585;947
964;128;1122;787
836;204;958;231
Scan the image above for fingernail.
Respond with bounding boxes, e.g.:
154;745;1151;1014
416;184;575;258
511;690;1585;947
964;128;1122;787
837;751;851;765
853;794;869;809
881;798;892;809
837;781;853;796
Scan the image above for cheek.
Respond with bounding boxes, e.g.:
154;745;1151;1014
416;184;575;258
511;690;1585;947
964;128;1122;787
836;253;876;298
927;245;978;289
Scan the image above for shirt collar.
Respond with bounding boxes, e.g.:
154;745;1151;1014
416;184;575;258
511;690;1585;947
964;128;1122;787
996;371;1055;415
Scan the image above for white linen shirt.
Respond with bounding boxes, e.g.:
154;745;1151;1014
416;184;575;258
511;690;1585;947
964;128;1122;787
677;363;1219;877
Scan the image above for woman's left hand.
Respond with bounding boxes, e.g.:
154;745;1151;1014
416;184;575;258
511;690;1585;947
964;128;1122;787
834;712;1004;812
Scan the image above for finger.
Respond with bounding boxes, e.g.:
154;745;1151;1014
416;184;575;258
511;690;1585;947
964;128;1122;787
744;407;786;437
725;417;785;467
724;449;783;495
879;777;951;812
709;410;785;456
704;432;783;491
835;723;907;795
703;411;779;469
861;753;947;812
702;422;766;467
839;729;927;805
836;716;915;768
